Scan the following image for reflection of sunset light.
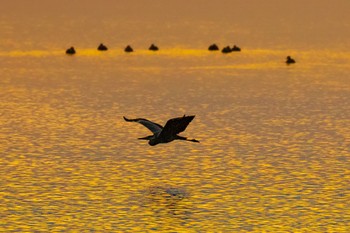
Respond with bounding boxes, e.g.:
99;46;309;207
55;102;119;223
1;11;350;230
1;49;349;75
0;50;61;57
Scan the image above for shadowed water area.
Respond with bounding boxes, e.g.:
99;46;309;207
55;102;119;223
1;1;350;232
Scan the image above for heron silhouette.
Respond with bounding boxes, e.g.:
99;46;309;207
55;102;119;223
123;115;200;146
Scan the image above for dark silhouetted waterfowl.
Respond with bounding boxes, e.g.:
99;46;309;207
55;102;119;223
66;47;76;55
231;45;241;52
97;43;108;51
124;45;134;52
286;56;296;64
208;44;219;51
123;115;199;146
149;44;159;51
221;46;232;53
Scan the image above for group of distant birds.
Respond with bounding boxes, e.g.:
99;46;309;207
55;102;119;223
65;43;158;55
65;43;296;64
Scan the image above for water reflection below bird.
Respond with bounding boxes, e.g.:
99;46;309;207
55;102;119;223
142;186;189;216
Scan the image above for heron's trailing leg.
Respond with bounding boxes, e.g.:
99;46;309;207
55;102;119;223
176;135;200;143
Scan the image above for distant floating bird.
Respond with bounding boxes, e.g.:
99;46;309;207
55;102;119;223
221;45;241;53
123;115;200;146
208;44;219;51
97;43;108;51
66;46;76;55
231;45;241;52
124;45;134;52
149;44;159;51
221;46;232;53
286;56;296;64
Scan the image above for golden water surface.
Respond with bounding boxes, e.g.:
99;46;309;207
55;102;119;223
1;47;349;232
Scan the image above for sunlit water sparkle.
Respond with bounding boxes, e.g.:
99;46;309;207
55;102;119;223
1;47;349;232
1;2;350;230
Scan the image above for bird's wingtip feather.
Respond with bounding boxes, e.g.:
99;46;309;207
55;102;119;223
183;114;195;118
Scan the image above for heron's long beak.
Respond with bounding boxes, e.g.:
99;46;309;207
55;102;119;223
188;138;200;143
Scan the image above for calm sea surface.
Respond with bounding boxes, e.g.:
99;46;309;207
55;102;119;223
1;1;350;232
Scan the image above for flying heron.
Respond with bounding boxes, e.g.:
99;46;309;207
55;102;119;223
123;115;200;146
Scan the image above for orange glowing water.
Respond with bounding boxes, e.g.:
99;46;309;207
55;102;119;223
1;1;350;232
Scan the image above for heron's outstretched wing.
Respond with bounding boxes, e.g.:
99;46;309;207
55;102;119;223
159;115;195;138
123;116;163;134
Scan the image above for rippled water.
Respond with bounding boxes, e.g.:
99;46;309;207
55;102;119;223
1;1;350;231
1;48;349;232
